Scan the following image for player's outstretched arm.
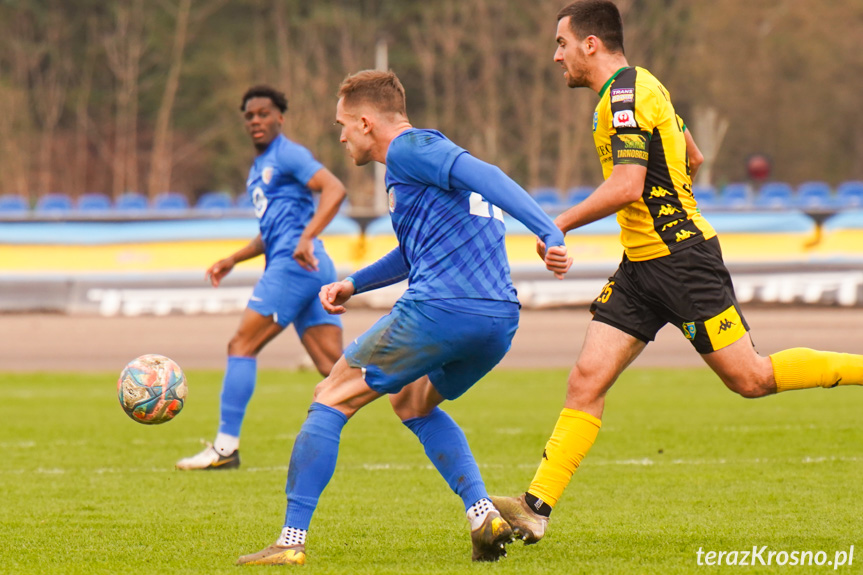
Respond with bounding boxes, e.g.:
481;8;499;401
319;279;356;315
295;168;347;271
320;248;410;314
206;234;265;287
449;153;572;278
554;164;647;234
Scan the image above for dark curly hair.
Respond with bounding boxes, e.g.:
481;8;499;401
557;0;625;55
240;85;288;113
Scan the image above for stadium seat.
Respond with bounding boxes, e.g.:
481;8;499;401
76;192;112;212
754;182;793;209
566;186;593;206
153;191;190;211
795;181;834;210
365;215;395;236
529;187;564;212
338;197;353;214
692;185;718;209
114;191;149;212
195;191;233;212
34;193;73;214
234;192;254;211
836;181;863;209
322;214;362;235
0;194;29;214
719;183;752;209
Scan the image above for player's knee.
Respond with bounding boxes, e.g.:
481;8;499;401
315;361;333;378
228;333;251;356
568;362;609;400
721;372;772;398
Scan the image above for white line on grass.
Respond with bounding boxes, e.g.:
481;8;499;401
2;456;861;475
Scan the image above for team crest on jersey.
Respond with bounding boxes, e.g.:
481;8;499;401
612;109;638;129
592;111;598;132
387;186;396;213
682;322;696;340
262;167;274;185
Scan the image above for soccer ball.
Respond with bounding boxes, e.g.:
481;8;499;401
117;354;187;424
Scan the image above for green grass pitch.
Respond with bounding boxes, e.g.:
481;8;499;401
2;368;861;574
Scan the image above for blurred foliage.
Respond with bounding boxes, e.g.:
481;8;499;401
0;0;861;205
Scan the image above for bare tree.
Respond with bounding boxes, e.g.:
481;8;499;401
103;0;145;198
147;0;193;199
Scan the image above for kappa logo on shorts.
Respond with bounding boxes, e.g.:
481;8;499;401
705;305;746;351
682;322;696;340
717;318;737;333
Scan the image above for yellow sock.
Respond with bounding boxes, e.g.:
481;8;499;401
770;348;863;392
527;409;601;508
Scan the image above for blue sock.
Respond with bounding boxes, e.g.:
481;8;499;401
284;402;348;530
403;407;488;510
218;356;257;438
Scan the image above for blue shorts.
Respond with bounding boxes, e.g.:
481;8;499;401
248;243;341;337
344;298;519;400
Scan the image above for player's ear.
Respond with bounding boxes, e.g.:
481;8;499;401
584;35;599;55
360;114;373;135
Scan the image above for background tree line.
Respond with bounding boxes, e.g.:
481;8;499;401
1;0;861;212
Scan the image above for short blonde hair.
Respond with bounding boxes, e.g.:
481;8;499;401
337;70;407;117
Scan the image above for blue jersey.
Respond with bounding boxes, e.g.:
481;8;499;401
385;129;518;304
246;134;323;260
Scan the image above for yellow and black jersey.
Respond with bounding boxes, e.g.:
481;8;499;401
593;66;715;261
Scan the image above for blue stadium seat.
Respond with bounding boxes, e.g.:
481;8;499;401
35;193;73;214
195;191;233;212
235;192;254;211
76;192;112;212
837;181;863;209
719;183;752;209
114;191;149;212
0;194;29;214
566;186;593;206
365;215;395;236
692;185;718;209
153;192;190;211
530;187;564;212
754;182;793;209
338;197;352;214
795;181;834;210
322;214;362;235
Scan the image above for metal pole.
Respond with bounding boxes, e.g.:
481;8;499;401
373;37;388;216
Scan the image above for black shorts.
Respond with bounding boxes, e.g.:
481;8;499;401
589;236;749;354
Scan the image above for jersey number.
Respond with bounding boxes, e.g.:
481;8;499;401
469;192;504;222
252;186;268;219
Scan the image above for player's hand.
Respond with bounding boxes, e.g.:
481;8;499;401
319;279;356;315
536;238;548;261
205;258;235;287
293;236;319;272
544;245;572;280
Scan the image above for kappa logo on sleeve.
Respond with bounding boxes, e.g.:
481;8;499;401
612;109;638;129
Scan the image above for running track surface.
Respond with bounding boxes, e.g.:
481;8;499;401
3;306;861;373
